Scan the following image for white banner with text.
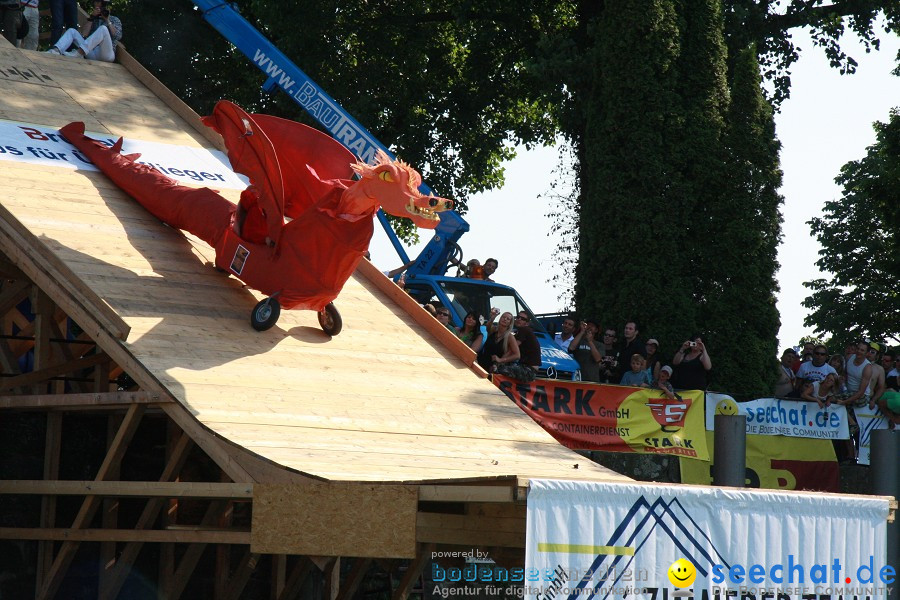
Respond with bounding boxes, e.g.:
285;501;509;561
526;479;891;600
0;119;247;190
706;393;850;440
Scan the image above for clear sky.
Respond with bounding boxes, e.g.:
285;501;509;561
368;26;900;351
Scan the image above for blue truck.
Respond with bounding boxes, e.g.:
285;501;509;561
190;0;582;381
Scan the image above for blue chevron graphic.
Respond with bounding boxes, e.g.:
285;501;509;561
561;495;732;600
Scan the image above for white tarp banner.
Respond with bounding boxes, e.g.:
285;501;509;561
854;404;890;466
0;119;248;190
526;480;892;600
706;393;850;440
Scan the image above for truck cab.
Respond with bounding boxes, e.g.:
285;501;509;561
403;275;582;381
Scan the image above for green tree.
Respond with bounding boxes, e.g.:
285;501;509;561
698;46;783;398
574;0;696;347
803;110;900;346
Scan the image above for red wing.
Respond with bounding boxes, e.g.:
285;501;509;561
250;113;356;219
202;101;286;244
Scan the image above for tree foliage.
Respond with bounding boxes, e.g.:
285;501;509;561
803;110;900;346
572;1;783;398
702;45;784;397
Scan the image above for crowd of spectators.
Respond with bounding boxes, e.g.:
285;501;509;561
775;340;900;427
548;316;712;393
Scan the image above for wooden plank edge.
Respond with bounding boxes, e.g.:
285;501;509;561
0;480;253;498
418;484;516;504
0;527;250;544
0;206;130;340
0;390;167;409
115;48;226;152
355;258;488;378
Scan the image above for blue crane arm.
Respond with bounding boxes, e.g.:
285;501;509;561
191;0;469;273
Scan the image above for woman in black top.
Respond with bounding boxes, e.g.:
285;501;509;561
477;311;519;372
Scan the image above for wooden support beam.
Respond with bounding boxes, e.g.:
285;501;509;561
160;403;257;484
222;550;261;600
215;481;235;599
392;543;434;600
100;433;194;600
36;411;61;591
0;352;111;393
418;485;516;504
99;413;124;598
276;558;315;600
0;390;165;409
416;513;525;548
0;527;250;544
31;286;54;395
36;404;146;600
272;554;287;599
0;335;22;377
49;315;89;394
165;500;231;600
0;480;252;498
0;279;30;316
0;255;25;279
323;557;340;600
335;558;373;600
93;358;110;394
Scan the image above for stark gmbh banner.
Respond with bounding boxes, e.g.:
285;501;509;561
494;376;708;460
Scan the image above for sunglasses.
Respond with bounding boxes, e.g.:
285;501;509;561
813;351;828;356
437;311;450;316
515;315;529;321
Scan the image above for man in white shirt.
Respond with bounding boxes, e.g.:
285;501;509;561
795;344;837;392
553;316;576;351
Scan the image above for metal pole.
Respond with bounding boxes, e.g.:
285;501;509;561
871;428;899;600
713;414;746;487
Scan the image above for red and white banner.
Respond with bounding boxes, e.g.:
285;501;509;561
0;119;247;189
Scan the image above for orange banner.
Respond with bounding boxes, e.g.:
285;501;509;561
493;375;708;460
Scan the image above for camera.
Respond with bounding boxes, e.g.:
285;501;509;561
688;341;697;348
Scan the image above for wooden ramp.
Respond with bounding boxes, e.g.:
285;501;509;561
0;43;627;487
0;41;633;596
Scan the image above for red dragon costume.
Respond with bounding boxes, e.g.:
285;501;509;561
60;100;451;333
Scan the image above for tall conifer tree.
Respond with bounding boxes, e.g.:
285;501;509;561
706;46;783;397
575;0;697;347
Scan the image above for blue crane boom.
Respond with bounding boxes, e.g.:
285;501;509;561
191;0;469;274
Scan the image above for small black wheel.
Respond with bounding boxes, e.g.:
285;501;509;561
250;297;280;331
317;303;342;336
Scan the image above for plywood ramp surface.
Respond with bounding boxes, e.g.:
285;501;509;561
0;47;630;484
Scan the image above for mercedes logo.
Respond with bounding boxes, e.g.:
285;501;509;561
545;367;557;379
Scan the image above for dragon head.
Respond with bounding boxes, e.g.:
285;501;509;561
350;150;452;229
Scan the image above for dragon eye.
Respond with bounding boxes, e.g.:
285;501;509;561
428;197;439;207
443;200;453;210
378;171;394;183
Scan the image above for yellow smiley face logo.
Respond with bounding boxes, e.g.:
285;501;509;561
715;398;739;416
667;558;697;588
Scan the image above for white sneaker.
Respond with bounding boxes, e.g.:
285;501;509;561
63;50;82;58
44;47;61;54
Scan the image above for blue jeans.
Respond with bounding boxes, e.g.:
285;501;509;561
49;0;77;45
